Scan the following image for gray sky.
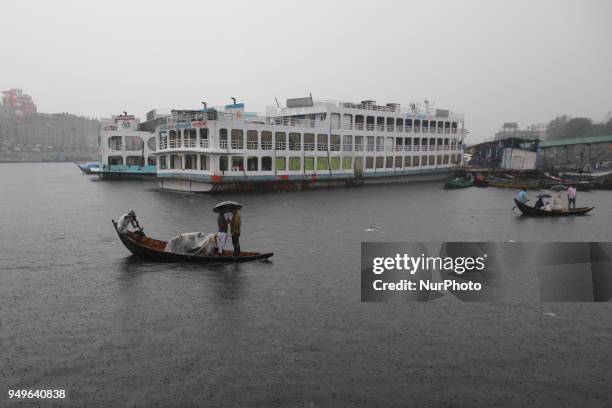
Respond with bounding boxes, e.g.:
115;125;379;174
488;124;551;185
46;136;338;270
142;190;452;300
2;0;611;142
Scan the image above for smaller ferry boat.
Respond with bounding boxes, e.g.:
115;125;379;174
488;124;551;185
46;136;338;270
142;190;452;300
96;113;157;179
444;177;473;189
513;199;594;216
75;161;100;175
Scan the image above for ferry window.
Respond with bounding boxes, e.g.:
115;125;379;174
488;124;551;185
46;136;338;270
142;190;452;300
428;156;435;166
366;157;374;169
261;156;272;171
375;157;384;169
386;117;394;130
406;119;413;129
385;137;393;151
376;117;384;128
330;135;341;151
317;157;329;171
125;136;144;151
355;135;364;150
199;128;209;139
437;138;443;146
219;156;228;172
413;156;420;167
200;155;209;170
404;156;411;167
395;156;402;168
331;113;341;129
159;156;167;169
330;157;340;170
275;157;286;171
396;118;403;128
108;136;123;150
443;155;449;164
247;130;258;150
430;138;436;148
231;129;244;149
126;156;144;166
304;157;314;171
304;133;315;151
366;136;375;151
109;156;123;166
355;115;364;129
184;154;197;170
422;120;429;129
274;132;286;150
405;138;412;148
247;156;258;171
261;131;272;150
430;121;436;131
437;155;443;165
386;156;393;168
376;137;384;151
147;137;156;151
342;114;352;127
342;135;352;151
414;119;421;130
170;154;182;169
219;128;228;139
289;157;301;171
317;134;328;151
289;133;301;150
147;156;157;166
231;156;244;171
342;157;352;170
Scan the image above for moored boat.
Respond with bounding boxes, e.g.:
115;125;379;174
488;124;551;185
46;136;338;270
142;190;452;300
513;199;594;216
444;178;473;189
112;220;273;263
75;161;100;175
487;176;539;189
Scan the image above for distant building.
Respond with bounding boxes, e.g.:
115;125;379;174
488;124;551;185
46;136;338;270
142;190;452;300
2;89;37;118
494;122;546;141
0;89;100;161
538;135;612;172
469;137;538;169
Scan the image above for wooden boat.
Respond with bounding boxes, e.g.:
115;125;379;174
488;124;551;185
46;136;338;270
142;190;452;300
513;199;594;216
112;220;273;263
486;176;540;189
444;178;473;189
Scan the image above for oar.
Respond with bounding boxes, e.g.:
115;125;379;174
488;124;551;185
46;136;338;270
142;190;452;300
512;199;528;210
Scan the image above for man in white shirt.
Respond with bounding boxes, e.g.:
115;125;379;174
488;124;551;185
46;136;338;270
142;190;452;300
117;210;142;233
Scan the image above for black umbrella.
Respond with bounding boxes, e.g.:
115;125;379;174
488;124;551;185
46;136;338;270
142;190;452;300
213;201;242;213
550;184;568;191
537;193;552;199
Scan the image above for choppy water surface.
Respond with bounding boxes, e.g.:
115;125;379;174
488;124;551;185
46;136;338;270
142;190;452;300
1;163;611;407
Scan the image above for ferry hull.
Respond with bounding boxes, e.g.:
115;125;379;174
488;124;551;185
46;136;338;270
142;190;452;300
158;169;452;193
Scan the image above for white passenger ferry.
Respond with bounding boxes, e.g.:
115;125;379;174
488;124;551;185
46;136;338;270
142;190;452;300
155;97;465;192
96;113;158;179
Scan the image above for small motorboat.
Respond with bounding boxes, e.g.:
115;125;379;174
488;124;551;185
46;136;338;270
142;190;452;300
76;161;100;175
513;199;594;217
444;178;473;189
112;220;273;263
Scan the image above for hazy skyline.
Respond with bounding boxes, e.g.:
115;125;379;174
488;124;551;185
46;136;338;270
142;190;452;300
2;0;611;142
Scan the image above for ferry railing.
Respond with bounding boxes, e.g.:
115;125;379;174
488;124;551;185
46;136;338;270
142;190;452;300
169;139;182;148
342;123;353;130
288;143;301;150
199;139;209;148
365;124;375;131
330;144;341;151
396;126;404;132
376;125;384;131
219;140;228;149
386;125;394;132
414;127;421;133
261;141;272;150
354;144;364;151
405;126;412;133
375;146;384;152
271;117;316;128
304;143;315;151
159;141;168;150
275;142;286;150
317;143;328;151
184;139;197;148
246;141;258;150
231;141;244;150
342;144;352;151
355;123;364;130
366;145;374;152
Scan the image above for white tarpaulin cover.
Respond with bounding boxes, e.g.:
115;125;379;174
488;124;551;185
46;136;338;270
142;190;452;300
164;232;217;256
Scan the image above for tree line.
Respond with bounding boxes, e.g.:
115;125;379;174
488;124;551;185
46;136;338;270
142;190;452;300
547;115;612;140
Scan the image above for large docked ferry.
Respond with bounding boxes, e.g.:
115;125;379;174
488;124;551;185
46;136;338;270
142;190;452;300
95;114;158;179
155;97;466;192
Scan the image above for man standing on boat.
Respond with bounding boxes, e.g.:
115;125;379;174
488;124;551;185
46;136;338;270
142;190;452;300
517;189;528;204
567;186;577;209
217;212;229;254
116;210;142;233
230;208;241;257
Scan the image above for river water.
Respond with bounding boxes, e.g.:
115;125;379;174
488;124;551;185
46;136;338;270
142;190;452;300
1;163;611;407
